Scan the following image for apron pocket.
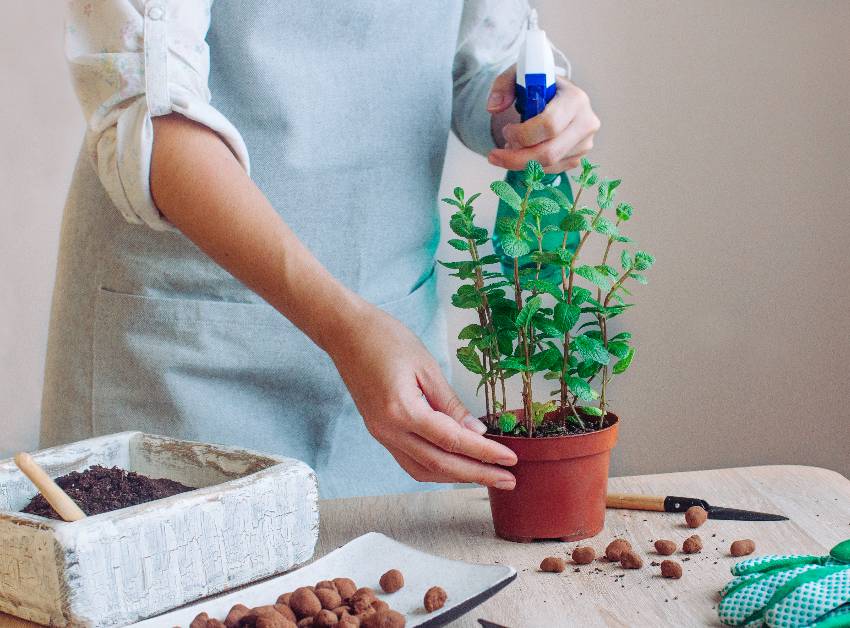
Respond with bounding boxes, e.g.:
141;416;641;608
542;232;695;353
91;288;346;465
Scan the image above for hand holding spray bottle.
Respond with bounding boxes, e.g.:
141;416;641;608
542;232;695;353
492;9;579;280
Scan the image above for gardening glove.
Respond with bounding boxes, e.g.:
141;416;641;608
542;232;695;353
718;539;850;627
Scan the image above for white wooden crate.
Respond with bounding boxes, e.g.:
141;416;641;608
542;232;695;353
0;432;319;627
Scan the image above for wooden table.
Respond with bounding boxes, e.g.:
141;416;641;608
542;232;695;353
2;465;848;627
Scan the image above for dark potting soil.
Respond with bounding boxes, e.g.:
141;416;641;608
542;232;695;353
21;464;193;520
487;414;616;438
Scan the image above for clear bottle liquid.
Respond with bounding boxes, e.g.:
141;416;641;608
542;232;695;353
492;169;580;281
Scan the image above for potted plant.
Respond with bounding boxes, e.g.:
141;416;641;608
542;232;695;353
440;159;654;542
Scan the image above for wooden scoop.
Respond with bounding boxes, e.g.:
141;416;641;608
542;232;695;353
14;452;86;522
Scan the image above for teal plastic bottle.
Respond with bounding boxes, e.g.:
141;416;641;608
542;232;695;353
492;170;579;281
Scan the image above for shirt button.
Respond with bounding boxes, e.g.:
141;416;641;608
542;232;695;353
147;5;165;20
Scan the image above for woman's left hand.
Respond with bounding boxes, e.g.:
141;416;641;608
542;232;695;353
487;66;601;173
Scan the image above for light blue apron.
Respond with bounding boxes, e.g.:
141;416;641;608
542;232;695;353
41;0;471;498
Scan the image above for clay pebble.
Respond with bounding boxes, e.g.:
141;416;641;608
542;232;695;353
225;605;251;628
682;535;703;554
424;586;447;613
654;539;677;555
290;588;323;619
379;569;405;593
571;546;596;565
605;539;632;561
333;578;358;601
620;550;643;569
660;560;682;579
730;539;756;557
362;609;405;628
316;588;343;611
685;506;708;528
540;556;566;573
349;588;377;613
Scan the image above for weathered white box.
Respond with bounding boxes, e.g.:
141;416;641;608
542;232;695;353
0;432;319;627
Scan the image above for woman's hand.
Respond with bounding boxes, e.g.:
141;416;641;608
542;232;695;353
487;66;601;173
327;304;518;489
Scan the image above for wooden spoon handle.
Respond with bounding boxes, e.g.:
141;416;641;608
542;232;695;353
606;492;667;512
14;452;86;522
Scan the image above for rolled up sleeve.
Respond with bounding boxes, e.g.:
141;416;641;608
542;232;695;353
66;0;249;231
451;0;529;156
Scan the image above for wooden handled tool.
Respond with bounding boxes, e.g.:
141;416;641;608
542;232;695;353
14;452;86;522
606;493;668;511
606;492;788;521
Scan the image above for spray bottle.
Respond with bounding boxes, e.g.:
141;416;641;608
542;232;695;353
491;9;579;280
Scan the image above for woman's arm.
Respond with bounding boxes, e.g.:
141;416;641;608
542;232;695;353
151;114;518;489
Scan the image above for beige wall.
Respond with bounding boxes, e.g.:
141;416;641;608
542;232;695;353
2;2;848;477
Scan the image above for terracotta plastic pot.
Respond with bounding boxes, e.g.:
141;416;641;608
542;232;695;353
485;413;619;543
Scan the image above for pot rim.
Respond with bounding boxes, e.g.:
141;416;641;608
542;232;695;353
484;412;619;461
480;411;619;441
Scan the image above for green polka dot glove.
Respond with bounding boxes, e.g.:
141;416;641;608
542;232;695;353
718;540;850;627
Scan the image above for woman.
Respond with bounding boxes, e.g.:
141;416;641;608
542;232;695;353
43;0;600;497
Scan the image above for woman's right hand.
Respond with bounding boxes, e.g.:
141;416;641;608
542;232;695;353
326;304;518;489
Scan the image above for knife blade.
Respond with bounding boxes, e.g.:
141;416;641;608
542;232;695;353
478;620;511;628
606;493;788;521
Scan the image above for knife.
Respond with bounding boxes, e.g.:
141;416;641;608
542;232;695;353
606;493;788;521
478;620;511;628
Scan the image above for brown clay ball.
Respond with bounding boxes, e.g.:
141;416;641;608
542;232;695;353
540;556;566;573
190;612;209;628
297;619;313;628
620;550;643;569
290;587;323;619
654;539;677;556
685;506;708;528
423;586;447;613
371;600;389;613
316;588;343;611
277;593;293;607
605;539;632;562
257;614;298;628
314;610;339;628
349;588;377;613
275;604;297;622
225;604;251;628
332;606;352;617
333;578;358;601
571;546;596;565
336;613;360;628
361;609;405;628
660;560;682;579
208;621;227;628
730;539;756;557
682;535;703;554
379;569;405;593
316;580;337;592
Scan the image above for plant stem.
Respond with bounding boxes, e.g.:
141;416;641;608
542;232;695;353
513;186;535;433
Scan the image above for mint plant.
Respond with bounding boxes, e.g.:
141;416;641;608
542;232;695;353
440;159;654;437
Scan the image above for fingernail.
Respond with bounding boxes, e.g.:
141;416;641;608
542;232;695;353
462;415;487;435
488;92;505;109
494;479;516;491
497;454;518;466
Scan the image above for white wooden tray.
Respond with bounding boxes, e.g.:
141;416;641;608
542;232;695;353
135;532;517;627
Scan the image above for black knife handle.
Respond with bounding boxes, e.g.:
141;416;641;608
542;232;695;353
664;496;710;513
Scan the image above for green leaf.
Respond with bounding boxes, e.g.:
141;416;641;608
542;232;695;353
593;216;620;237
451;285;483;309
570;286;593;306
561;212;591;232
607;340;630;359
527;197;560;217
447;238;469;251
547;187;573;209
531;347;561;371
453;187;465;201
449;213;473;238
598;264;619;278
441;197;462;208
523;160;545;189
576;360;601;379
522;278;562;299
458;324;484;340
553;302;581;333
633;251;655;271
575;265;612;290
500;234;531;258
500;356;530;371
610;331;632;342
566;376;599;401
616;202;633;222
467;192;481;205
499;412;518;433
515;295;542;330
597;179;622;209
574;334;611;365
613;234;634;243
532;314;561;336
612;347;635;374
628;272;648;284
490;180;522;212
456;346;484;374
579;405;603;417
620;250;632;270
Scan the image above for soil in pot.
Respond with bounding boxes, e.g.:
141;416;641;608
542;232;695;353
20;464;193;520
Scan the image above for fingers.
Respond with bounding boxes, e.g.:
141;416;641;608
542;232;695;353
400;432;516;489
416;367;486;434
487;66;517;114
503;80;583;148
488;113;597;171
413;408;517;467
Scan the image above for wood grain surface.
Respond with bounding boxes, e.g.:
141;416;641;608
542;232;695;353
2;465;847;627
